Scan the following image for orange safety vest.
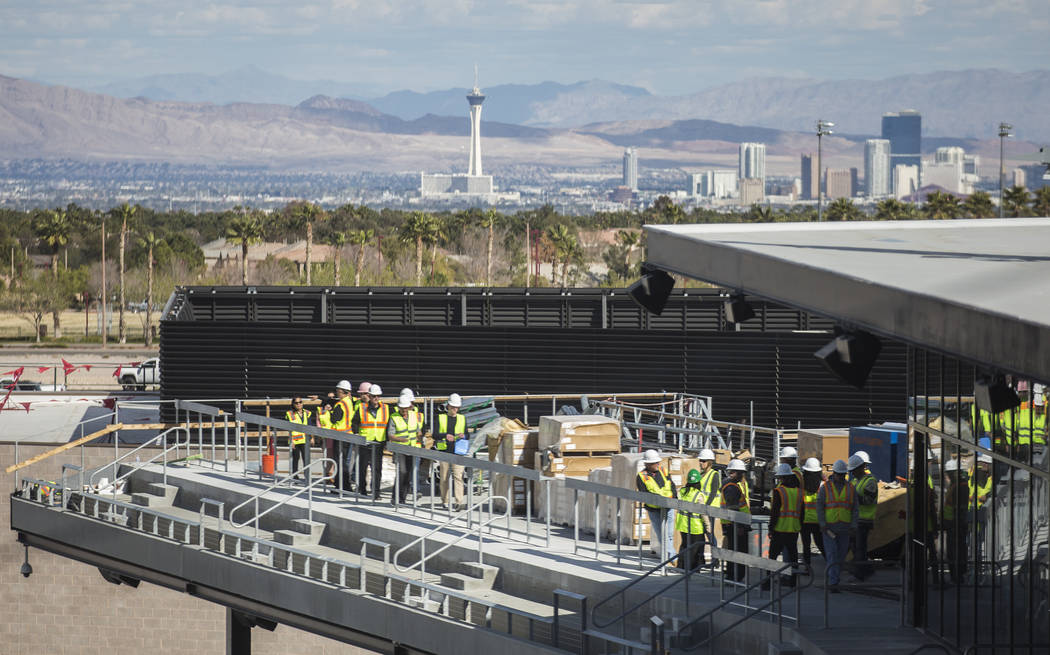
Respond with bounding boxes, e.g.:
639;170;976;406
357;403;390;442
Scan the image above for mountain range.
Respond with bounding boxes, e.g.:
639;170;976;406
90;68;1050;141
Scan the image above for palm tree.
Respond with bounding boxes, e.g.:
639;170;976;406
32;208;73;339
138;232;162;347
477;209;501;286
1032;187;1050;217
398;211;430;285
614;230;640;277
326;231;347;285
347;228;374;286
425;214;445;281
923;191;961;219
546;224;581;287
825;197;862;222
1002;186;1031;217
962;191;996;218
112;202;136;344
226;210;266;285
291;202;325;284
874;198;906;221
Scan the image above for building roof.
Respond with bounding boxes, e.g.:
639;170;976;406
645;218;1050;382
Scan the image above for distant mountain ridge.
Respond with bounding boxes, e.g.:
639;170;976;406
86;67;1050;140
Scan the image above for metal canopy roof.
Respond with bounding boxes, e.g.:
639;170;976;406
645;218;1050;383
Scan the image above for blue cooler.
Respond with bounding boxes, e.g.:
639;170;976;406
849;424;907;482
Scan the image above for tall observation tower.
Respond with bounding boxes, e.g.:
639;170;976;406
467;67;485;177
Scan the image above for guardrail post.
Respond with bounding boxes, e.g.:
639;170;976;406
650;615;664;655
579;595;589;655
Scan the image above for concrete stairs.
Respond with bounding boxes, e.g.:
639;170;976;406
131;482;179;508
440;562;500;592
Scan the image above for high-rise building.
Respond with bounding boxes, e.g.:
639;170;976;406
825;168;857;200
935;146;965;166
894;164;920;200
963;155;980;177
739;143;766;183
882;111;922;178
623;148;638;191
420;71;496;197
1019;164;1049;191
739;178;764;206
467;82;485;177
800;154;818;200
864;139;891;198
923;161;964;194
690;170;737;198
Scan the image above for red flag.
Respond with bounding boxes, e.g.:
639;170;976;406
61;358;77;376
20;402;30;413
113;365;122;378
83;365;93;371
2;367;25;380
37;366;51;374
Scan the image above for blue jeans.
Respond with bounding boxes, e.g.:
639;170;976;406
823;530;851;586
646;508;676;561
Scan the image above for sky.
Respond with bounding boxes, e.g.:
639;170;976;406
1;0;1046;96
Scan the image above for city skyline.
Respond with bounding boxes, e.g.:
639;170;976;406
2;1;1045;96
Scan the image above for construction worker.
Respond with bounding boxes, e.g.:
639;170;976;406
720;459;750;582
636;449;677;562
285;396;314;481
764;463;803;589
799;457;827;574
339;381;372;490
326;380;355;490
675;469;706;571
352;384;389;500
817;459;858;593
435;393;467;510
942;458;970;585
388;392;422;505
968;453;993;582
779;446;804;487
697;449;722;555
848;452;878;581
401;388;431;489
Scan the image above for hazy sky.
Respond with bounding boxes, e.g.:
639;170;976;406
2;0;1045;95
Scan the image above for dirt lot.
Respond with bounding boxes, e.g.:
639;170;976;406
0;309;159;342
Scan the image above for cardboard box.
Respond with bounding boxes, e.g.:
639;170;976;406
543;455;613;476
539;415;621;453
798;428;851;467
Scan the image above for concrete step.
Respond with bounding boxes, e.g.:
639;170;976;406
459;562;499;587
146;482;179;505
292;519;326;543
440;572;490;591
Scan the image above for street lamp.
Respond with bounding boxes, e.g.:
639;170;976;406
816;120;834;221
998;122;1012;218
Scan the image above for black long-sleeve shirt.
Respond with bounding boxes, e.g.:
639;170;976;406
769;476;800;528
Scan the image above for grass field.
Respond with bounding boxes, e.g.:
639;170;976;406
0;309;159;343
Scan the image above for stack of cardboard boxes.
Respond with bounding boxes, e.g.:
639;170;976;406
534;415;621;526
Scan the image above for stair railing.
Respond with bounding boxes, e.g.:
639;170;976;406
392;494;510;589
228;457;335;537
88;426;191;490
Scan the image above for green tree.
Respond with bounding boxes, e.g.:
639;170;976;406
326;231;347;286
348;228;374;286
477;209;501;286
649;196;684;224
398;211;431;285
289;201;325;284
111;202;137;344
1002;186;1031;217
923;191;962;219
138;232;162;347
825;197;862;222
1;271;74;343
225;209;266;285
32;208;74;338
961;191;996;218
873;198;914;220
546;224;581;287
746;204;773;222
425;213;445;282
1031;187;1050;217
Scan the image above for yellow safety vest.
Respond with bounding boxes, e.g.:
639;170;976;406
852;474;878;522
357;403;389;442
285;409;311;446
773;486;802;533
803;488;819;524
389;412;421;448
328;397;354;432
968;469;992;510
942;479;968;522
435;413;466;451
719;479;750;525
823;479;855;526
699;468;722;507
674;486;705;534
638;468;673;509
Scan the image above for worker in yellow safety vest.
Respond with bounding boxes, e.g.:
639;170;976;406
719;459;750;582
849;451;878;581
817;459;858;591
675;468;707;571
435;393;467;510
388;392;422;505
352;384;389;500
285;396;315;480
636;449;677;563
763;463;803;590
968;453;993;579
779;446;804;487
799;457;827;573
322;380;355;489
696;449;722;555
942;459;970;585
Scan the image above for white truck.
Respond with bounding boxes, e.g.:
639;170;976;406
119;358;160;391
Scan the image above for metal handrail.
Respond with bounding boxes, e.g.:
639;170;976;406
88;426;191;489
393;495;511;586
228;457;335;537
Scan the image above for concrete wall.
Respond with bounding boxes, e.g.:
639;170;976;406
2;443;371;655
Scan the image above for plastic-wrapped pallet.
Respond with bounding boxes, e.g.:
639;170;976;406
538;415;621;454
534;474;583;526
489;420;537;513
575;466;611;535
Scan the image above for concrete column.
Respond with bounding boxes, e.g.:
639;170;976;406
227;607;251;655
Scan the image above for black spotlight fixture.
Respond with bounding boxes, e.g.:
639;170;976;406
20;545;32;578
974;375;1021;414
724;294;755;324
814;327;882;389
628;264;675;316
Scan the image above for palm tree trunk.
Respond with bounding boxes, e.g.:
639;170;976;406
145;244;153;348
561;259;568;287
118;218;126;344
101;218;107;348
305;221;313;285
430;241;438;279
486;223;493;286
241;243;249;285
355;246;364;286
415;236;423;285
333;251;341;286
50;251;61;339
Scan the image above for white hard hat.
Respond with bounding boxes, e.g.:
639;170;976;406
832;459;848;474
643;449;662;464
448;393;462;408
780;446;798;459
727;459;746;472
978;454;993;464
774;463;793;477
802;457;822;472
368;383;383;396
397;394;413;408
944;458;960;472
336;380;352;391
400;388;415;401
853;450;871;464
847;454;865;471
698;448;715;461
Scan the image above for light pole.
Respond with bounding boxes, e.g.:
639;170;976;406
998;122;1012;218
816;120;834;221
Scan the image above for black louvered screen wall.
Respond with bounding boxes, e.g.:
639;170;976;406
161;287;907;429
